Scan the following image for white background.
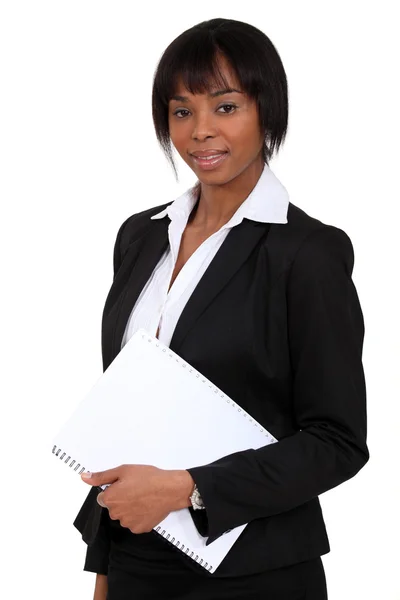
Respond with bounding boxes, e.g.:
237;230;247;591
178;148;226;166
1;1;399;599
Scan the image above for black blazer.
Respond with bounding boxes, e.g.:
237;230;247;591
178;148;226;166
73;199;369;577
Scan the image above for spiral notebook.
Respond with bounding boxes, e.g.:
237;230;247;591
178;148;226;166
52;328;278;573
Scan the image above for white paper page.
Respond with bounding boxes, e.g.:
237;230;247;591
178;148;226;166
52;328;278;572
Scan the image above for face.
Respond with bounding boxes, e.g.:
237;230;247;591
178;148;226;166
168;55;265;183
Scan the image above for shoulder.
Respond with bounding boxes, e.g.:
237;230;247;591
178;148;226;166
266;201;355;282
114;201;173;255
288;202;355;281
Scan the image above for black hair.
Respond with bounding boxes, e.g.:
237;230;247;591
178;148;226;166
151;18;289;180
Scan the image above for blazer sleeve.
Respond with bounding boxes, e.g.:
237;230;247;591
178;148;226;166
186;225;370;545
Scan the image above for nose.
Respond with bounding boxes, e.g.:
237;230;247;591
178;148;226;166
191;111;217;141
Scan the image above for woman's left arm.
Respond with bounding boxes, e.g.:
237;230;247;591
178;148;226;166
187;225;370;545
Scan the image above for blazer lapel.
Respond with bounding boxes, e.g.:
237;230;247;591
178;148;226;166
170;219;271;352
111;219;169;359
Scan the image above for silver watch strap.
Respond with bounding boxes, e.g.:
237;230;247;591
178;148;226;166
190;483;206;510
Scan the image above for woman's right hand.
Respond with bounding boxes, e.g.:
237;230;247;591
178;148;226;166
93;573;108;600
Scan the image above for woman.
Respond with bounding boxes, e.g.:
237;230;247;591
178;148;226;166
73;17;369;600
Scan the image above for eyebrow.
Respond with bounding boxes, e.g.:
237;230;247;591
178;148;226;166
170;88;243;102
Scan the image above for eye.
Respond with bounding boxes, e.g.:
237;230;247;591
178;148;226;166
217;103;237;114
172;103;237;119
173;109;190;119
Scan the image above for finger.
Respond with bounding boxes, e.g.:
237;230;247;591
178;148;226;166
81;466;121;486
96;492;107;508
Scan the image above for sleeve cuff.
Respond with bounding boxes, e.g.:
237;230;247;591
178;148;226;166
187;504;209;537
187;462;241;545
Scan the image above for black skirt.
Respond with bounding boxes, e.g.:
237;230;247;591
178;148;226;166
106;520;328;600
106;556;327;600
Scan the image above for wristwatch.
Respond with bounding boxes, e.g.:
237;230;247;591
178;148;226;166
189;484;206;510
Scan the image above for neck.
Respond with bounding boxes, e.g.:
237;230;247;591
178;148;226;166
189;157;265;232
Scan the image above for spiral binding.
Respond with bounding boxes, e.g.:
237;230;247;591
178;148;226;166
52;445;86;475
154;524;213;572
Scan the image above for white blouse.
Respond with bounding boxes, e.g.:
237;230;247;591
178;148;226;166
120;163;289;350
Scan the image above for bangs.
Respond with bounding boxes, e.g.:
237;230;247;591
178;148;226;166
155;31;252;104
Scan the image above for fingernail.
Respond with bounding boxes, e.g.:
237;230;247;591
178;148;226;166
81;471;92;479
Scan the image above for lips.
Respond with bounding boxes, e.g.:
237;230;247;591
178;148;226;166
191;152;229;170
